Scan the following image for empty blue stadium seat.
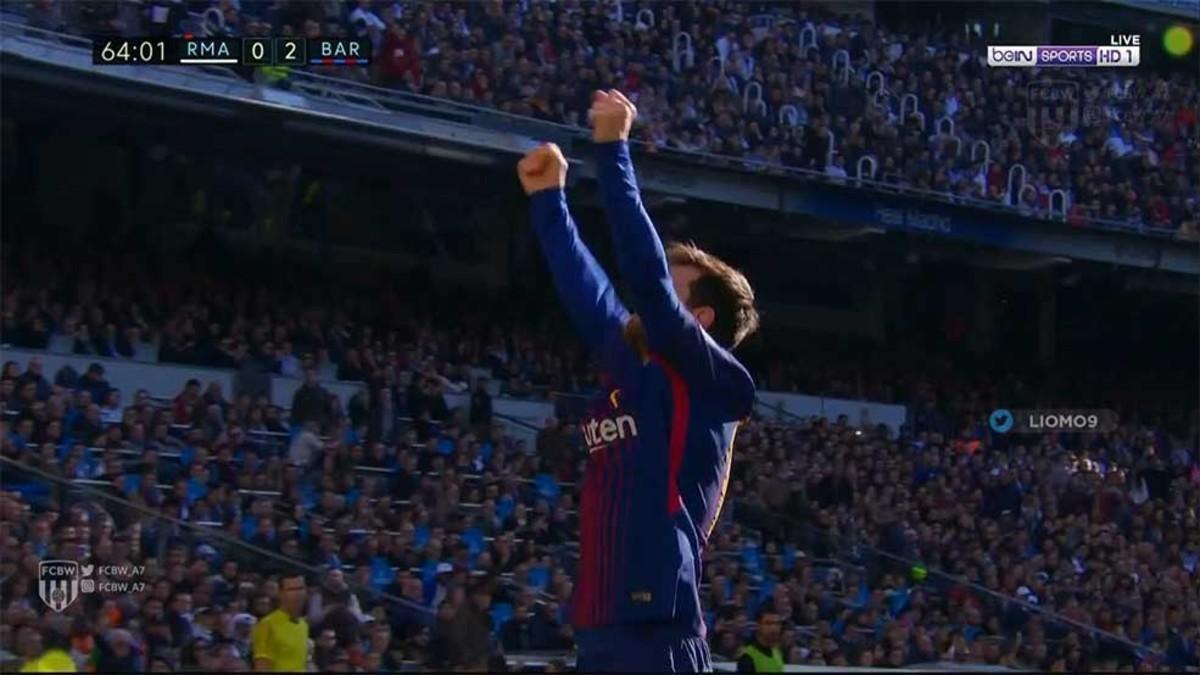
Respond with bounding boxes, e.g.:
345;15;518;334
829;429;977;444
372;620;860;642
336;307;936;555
758;577;775;603
4;482;48;508
300;484;317;510
371;557;395;590
462;528;484;558
420;560;439;588
491;602;514;633
887;587;911;616
414;525;430;548
528;565;550;590
783;545;797;569
122;474;142;495
741;543;762;576
496;495;515;522
186;477;208;505
852;584;870;609
534;473;560;503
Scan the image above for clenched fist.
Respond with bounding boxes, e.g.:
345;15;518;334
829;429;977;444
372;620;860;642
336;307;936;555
517;143;568;195
590;89;637;143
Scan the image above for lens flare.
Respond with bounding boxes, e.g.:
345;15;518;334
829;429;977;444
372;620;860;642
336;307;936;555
1163;25;1194;57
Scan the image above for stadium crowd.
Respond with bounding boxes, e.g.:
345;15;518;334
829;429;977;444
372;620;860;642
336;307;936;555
3;2;1199;672
1;340;1197;672
3;237;1195;431
0;239;611;405
19;0;1200;234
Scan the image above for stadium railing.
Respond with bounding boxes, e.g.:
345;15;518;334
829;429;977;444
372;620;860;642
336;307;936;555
241;66;1184;238
3;396;1162;669
740;404;1164;666
7;456;972;673
444;395;1158;666
4;369;1158;667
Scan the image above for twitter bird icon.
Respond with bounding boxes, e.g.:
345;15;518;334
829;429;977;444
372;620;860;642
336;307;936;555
989;409;1014;433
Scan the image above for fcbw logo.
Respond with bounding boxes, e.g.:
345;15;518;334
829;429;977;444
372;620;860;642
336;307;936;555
38;561;145;612
39;560;82;612
1027;80;1080;145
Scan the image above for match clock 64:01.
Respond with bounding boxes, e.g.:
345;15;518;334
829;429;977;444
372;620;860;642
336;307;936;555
93;38;172;65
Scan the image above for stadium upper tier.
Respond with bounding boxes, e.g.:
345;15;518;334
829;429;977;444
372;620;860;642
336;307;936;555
11;0;1200;236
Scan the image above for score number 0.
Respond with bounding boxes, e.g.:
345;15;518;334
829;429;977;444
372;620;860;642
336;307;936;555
242;37;273;66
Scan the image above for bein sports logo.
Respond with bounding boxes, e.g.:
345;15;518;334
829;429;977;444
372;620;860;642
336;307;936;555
582;414;639;454
988;46;1036;66
1026;81;1081;142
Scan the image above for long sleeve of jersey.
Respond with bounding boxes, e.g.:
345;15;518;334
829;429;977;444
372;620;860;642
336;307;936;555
528;188;638;379
593;141;756;419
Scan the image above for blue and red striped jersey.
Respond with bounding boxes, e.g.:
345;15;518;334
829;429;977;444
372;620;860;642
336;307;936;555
527;141;755;635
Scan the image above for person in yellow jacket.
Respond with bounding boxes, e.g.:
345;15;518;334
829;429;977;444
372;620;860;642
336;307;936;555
255;64;292;90
19;621;76;674
20;648;75;673
736;605;785;673
252;573;310;672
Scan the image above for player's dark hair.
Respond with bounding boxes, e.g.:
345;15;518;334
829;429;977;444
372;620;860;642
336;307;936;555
666;242;759;349
469;575;496;597
757;601;780;619
280;572;307;588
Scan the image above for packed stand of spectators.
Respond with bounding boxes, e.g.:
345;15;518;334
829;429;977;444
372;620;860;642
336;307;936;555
709;416;1198;671
4;237;1195;445
0;240;610;404
3;344;1197;671
21;0;1200;234
1;352;580;671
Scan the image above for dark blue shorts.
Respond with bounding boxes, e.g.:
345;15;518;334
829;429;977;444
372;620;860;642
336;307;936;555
575;623;712;673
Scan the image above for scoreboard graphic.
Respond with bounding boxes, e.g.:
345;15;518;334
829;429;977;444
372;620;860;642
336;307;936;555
93;36;371;66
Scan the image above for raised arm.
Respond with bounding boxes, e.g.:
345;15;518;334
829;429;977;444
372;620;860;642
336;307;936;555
518;143;639;380
590;92;755;416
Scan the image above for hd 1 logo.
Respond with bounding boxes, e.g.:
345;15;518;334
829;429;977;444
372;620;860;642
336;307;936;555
1026;80;1080;144
38;560;148;612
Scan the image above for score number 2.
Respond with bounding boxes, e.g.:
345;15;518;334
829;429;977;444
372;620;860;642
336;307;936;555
274;38;306;65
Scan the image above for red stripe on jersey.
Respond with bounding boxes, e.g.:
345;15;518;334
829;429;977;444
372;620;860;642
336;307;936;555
612;444;626;611
605;450;617;624
595;451;609;625
592;449;604;624
652;354;690;515
602;449;618;625
590;458;603;626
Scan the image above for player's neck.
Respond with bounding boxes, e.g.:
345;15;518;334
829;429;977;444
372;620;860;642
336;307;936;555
621;317;650;363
